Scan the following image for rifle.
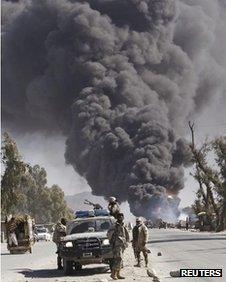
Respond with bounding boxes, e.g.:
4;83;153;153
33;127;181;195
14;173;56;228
84;199;103;210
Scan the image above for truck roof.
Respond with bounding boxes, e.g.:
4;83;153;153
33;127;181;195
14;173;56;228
70;215;114;223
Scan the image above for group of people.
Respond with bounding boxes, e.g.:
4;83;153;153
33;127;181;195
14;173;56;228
107;197;150;280
52;196;150;280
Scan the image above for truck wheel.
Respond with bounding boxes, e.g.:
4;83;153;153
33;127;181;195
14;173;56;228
74;262;82;271
63;259;73;275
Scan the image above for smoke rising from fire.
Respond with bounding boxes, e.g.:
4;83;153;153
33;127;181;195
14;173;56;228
2;0;226;220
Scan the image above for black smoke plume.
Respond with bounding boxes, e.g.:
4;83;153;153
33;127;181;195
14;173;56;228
2;0;226;220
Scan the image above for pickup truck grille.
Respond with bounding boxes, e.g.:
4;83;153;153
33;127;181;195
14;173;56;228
73;238;100;251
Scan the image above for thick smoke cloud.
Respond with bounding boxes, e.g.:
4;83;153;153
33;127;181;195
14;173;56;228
2;0;226;220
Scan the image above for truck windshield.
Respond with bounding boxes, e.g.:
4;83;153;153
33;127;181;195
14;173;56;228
70;219;112;234
36;228;47;233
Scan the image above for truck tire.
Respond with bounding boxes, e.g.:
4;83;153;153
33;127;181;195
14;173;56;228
63;259;73;275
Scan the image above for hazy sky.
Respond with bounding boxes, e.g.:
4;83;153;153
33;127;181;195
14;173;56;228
14;133;91;195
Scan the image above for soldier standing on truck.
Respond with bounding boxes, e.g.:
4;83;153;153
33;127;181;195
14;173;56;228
107;213;129;280
132;217;149;267
108;197;120;218
53;218;67;270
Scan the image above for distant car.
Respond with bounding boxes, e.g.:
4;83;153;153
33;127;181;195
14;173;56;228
35;227;51;241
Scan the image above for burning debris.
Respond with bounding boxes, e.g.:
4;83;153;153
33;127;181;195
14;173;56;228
2;0;226;219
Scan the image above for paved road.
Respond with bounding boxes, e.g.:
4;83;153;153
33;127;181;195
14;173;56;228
148;229;226;282
1;229;226;281
1;241;113;282
1;241;56;282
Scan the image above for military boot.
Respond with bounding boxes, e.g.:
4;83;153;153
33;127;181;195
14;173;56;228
134;257;141;267
57;256;63;270
110;270;118;280
116;270;125;279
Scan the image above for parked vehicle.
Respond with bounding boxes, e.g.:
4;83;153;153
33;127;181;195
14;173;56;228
6;215;35;254
59;210;115;275
35;227;51;241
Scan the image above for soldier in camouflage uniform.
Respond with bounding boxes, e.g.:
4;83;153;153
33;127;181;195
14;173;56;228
107;213;129;280
132;217;149;267
108;197;120;219
52;218;67;269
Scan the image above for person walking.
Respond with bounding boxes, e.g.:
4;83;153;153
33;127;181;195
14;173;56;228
132;217;149;267
107;213;130;280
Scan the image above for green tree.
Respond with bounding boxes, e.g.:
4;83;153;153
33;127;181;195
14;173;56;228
1;133;27;216
25;165;73;223
212;138;226;230
189;123;226;231
1;133;73;223
49;185;73;222
26;164;48;221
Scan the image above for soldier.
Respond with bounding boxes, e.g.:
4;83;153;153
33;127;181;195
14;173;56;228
132;217;149;267
52;218;67;270
108;197;120;218
107;213;129;280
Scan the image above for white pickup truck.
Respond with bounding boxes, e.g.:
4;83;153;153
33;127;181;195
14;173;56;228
59;213;115;275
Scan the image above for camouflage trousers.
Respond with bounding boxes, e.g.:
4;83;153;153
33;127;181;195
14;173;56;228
55;243;62;268
133;244;148;264
112;246;124;271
